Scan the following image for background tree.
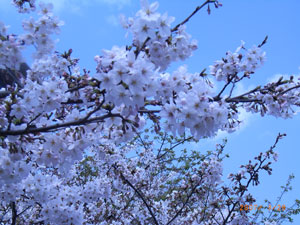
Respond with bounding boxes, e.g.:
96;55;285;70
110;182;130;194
0;62;29;88
0;0;299;224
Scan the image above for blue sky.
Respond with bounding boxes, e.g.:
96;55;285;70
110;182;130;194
1;0;300;223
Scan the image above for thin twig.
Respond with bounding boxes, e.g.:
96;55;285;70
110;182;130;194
267;174;293;220
258;35;268;48
157;133;167;159
82;98;105;121
17;205;32;217
0;113;127;136
157;136;193;160
277;84;300;96
171;0;216;32
227;86;261;101
136;131;149;150
113;165;159;225
214;74;237;101
166;180;202;225
138;109;161;114
222;133;285;225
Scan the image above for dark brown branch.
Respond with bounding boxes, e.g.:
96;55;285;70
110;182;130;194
61;99;84;104
171;0;216;32
214;74;237;101
136;131;149;150
222;133;285;225
169;136;193;151
0;113;125;136
138;109;161;114
157;133;167;158
82;98;105;121
17;205;32;217
167;180;202;225
277;84;300;96
113;165;159;225
223;161;265;224
135;37;151;58
258;35;268;48
225;97;262;104
227;86;261;101
25;113;42;131
135;1;216;57
10;202;17;225
157;136;193;160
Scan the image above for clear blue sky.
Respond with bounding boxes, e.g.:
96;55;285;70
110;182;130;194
1;0;300;223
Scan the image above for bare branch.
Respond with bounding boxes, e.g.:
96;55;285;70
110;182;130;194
277;84;300;96
222;133;286;224
157;136;193;160
113;165;160;225
258;35;268;48
214;73;237;101
10;202;17;225
167;180;202;225
171;0;216;32
0;113;128;136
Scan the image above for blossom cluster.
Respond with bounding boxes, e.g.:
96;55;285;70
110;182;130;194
122;0;197;71
0;0;299;224
12;0;36;13
210;42;266;82
95;48;157;109
10;75;69;121
159;67;232;138
0;22;24;70
245;78;300;118
20;2;64;59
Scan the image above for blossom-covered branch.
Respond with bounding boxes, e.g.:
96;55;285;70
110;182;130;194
0;0;299;224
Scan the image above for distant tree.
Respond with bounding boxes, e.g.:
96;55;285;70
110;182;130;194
0;0;299;224
0;62;29;88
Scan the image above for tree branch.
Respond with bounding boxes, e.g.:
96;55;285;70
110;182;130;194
214;74;237;101
10;202;17;225
157;136;193;160
171;0;216;32
277;84;300;96
222;133;285;224
0;113;127;136
113;165;160;225
167;180;202;225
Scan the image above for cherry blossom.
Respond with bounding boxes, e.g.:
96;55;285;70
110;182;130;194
0;0;299;224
